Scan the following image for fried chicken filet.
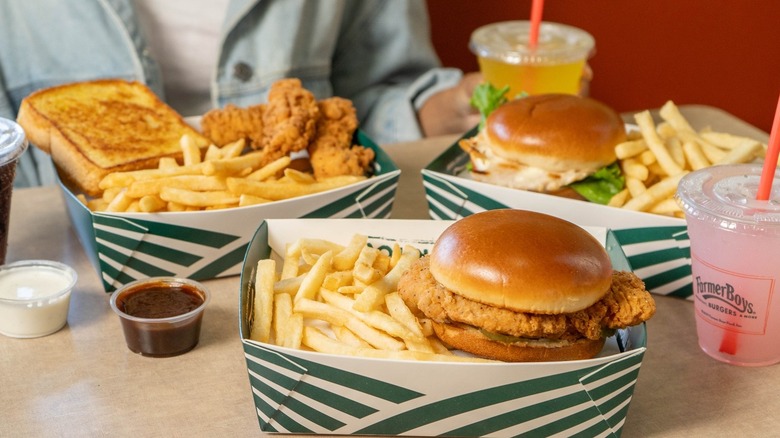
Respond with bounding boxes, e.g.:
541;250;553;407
400;257;655;343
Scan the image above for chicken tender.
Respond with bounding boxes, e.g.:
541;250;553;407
315;97;358;145
398;256;656;342
198;79;375;176
201;103;265;148
261;78;319;156
308;97;374;179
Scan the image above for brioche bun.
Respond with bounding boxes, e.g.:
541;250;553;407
430;209;613;314
485;94;625;174
431;321;607;362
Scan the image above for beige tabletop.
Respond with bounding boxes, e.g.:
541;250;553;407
1;105;773;437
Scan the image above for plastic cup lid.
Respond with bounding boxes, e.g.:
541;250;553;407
0;118;28;166
676;164;780;227
470;20;595;65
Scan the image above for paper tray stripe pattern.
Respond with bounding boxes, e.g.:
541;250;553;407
421;172;694;299
59;172;400;293
610;227;692;299
423;172;507;220
301;176;397;219
240;340;645;437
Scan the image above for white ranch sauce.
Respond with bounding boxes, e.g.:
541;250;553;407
0;266;74;338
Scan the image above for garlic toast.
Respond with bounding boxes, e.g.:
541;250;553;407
17;79;209;196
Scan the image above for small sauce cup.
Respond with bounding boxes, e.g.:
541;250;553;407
110;277;210;357
0;260;78;338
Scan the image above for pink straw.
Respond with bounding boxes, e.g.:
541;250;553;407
723;93;780;356
719;330;738;356
529;0;545;49
756;93;780;200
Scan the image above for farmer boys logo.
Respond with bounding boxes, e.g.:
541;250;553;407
695;276;755;317
691;252;775;335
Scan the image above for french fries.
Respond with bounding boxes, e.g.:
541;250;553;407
248;234;489;362
250;259;276;344
611;100;767;217
86;135;368;213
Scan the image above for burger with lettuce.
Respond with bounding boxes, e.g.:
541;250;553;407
459;85;626;204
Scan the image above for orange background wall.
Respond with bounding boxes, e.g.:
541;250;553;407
426;0;780;133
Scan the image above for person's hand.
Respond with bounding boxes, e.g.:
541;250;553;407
418;72;483;137
579;63;593;97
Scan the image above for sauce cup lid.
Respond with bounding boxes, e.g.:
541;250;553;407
0;260;78;303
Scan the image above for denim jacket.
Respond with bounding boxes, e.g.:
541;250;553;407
1;0;461;187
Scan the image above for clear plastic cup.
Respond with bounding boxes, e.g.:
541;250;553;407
0;260;78;338
110;277;210;357
470;20;594;98
676;163;780;366
0;118;29;265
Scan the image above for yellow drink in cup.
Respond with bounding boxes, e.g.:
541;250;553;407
676;164;780;367
470;21;594;98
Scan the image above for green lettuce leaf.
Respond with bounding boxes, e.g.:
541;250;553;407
469;82;509;129
568;162;625;205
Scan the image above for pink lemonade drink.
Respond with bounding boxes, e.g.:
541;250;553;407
676;164;780;366
469;21;594;98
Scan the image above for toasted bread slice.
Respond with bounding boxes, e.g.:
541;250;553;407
17;79;209;196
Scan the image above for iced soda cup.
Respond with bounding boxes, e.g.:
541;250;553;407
469;21;594;98
676;164;780;366
0;118;29;265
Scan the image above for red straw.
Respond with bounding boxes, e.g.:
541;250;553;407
529;0;545;49
724;93;780;357
719;329;738;356
756;93;780;200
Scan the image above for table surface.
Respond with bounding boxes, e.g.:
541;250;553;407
2;105;773;437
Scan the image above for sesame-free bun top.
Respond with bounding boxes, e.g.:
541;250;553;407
429;209;613;314
485;94;626;174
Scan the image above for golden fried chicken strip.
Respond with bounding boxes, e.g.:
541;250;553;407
261;78;319;156
315;97;358;145
308;97;374;179
201;103;265;148
309;144;375;179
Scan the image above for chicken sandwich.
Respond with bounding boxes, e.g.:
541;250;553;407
459;93;627;202
398;209;656;362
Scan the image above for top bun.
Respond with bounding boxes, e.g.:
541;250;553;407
429;209;613;314
486;94;626;174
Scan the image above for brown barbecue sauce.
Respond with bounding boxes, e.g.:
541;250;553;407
120;285;204;318
116;282;206;357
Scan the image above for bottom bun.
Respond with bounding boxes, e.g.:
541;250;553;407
432;321;606;362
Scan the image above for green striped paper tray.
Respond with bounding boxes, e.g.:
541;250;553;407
57;131;399;292
239;219;648;437
422;129;692;299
